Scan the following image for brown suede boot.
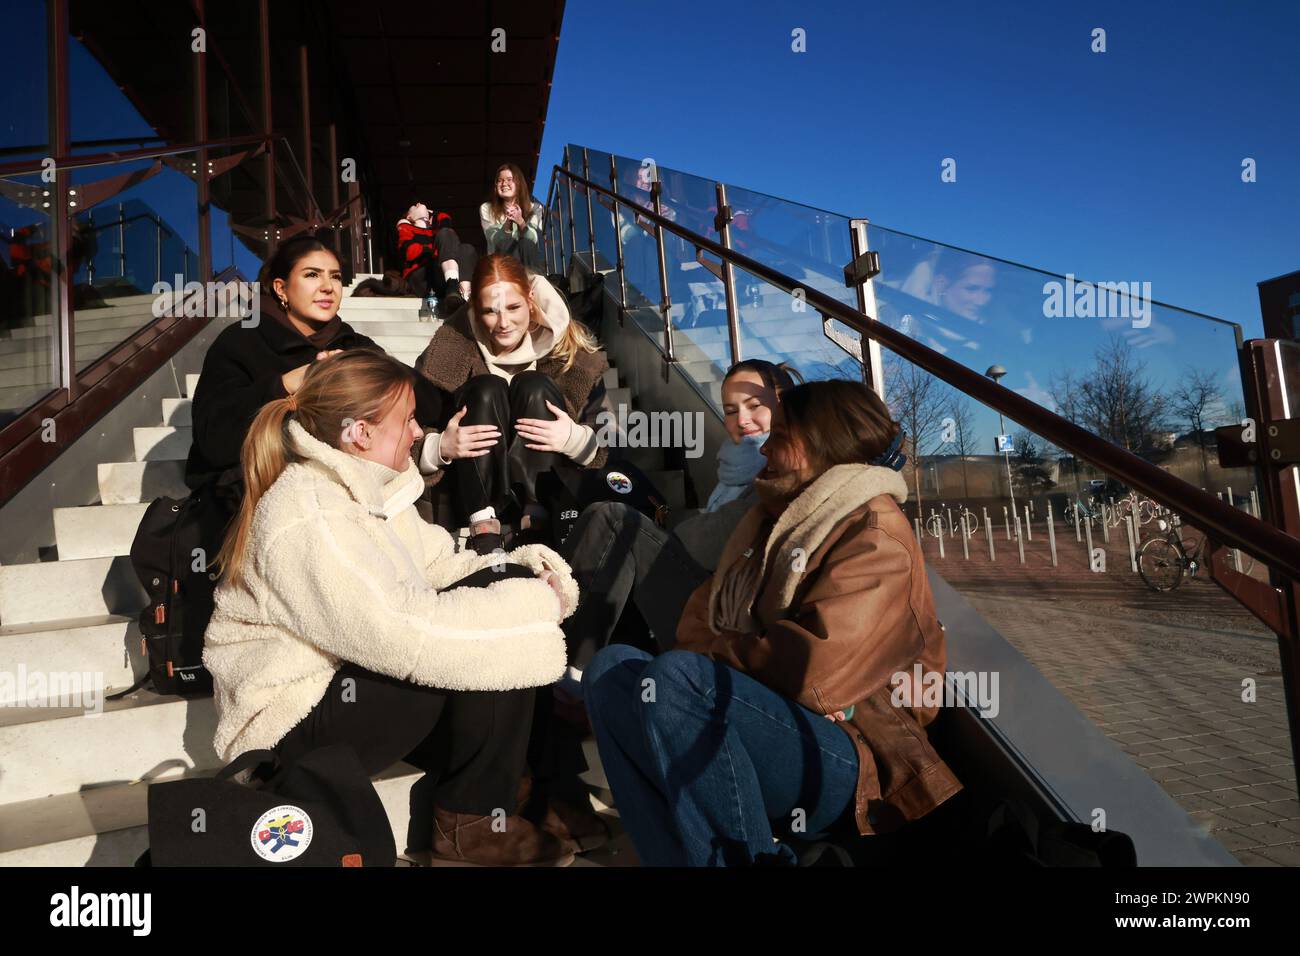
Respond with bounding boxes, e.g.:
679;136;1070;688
517;776;611;854
427;807;575;867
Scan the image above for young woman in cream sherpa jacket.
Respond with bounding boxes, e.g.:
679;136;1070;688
203;348;583;865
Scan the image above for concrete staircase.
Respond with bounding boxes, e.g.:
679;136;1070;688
0;273;652;866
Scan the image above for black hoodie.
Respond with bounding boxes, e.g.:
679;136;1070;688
184;304;440;493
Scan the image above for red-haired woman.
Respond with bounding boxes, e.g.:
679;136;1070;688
414;253;609;553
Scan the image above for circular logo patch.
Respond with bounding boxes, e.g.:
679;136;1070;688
251;804;314;862
606;471;633;494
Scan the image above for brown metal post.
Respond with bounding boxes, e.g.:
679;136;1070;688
259;0;276;254
610;154;627;322
327;122;340;254
564;148;577;268
194;0;211;284
48;0;74;398
299;42;313;224
1235;339;1300;796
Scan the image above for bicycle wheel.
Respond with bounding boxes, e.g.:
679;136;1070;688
1138;500;1158;525
962;510;980;536
1138;538;1186;591
926;515;944;538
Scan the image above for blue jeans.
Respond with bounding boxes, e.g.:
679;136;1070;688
583;646;860;866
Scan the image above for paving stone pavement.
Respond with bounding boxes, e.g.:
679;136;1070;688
918;518;1300;866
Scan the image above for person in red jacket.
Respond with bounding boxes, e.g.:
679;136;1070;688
397;203;478;313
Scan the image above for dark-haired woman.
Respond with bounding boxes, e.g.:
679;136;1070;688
555;360;801;695
183;238;442;646
480;164;545;271
583;379;962;866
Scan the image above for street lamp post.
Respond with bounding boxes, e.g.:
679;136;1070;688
986;365;1018;536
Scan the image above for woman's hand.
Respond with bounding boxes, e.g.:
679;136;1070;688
281;349;344;394
438;406;501;461
515;400;574;454
505;202;526;229
538;569;570;616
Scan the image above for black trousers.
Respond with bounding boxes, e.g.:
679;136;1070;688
560;501;711;668
407;227;479;297
272;565;537;816
449;371;569;523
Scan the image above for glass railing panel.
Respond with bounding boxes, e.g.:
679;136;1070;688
65;154;200;370
584;148;618;272
0;170;61;427
556;184;570;274
879;332;1290;864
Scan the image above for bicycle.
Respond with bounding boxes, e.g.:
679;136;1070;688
927;508;980;538
1137;517;1254;591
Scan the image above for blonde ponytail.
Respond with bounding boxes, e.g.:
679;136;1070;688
213;349;417;587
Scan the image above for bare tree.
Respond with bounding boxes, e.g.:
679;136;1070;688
885;356;948;513
1068;336;1169;455
1012;428;1055;496
1170;366;1225;486
939;390;976;499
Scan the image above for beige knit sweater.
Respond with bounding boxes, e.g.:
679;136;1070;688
203;418;575;761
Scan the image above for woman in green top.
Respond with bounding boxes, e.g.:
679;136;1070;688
480;163;546;271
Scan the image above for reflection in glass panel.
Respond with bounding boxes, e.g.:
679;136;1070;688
585;149;618;272
0;173;61;425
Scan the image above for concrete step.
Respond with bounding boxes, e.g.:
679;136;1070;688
0;692;221;805
606;386;632;410
0;615;144;704
372;335;435;356
0;325;150;354
0;760;425;866
160;397;191;426
52;502;150;560
0;556;145;628
0;341;127;373
602;366;619;389
344;320;442;338
185;373;200;397
340;295;425;311
133;426;191;461
0;364;56;389
98;460;189;505
391;352;421;368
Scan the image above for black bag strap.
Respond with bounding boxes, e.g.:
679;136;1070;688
105;672;151;702
214;749;280;784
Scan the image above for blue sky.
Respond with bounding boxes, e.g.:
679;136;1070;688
540;0;1299;335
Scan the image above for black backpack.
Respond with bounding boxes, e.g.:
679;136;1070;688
141;745;397;867
117;489;229;699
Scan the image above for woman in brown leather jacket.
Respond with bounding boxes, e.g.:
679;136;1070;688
582;379;961;865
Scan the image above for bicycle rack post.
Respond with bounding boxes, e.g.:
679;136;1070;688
946;507;954;538
1003;506;1010;540
914;517;922;549
1075;506;1083;542
1124;515;1138;572
1047;502;1058;567
1015;515;1025;565
961;514;970;560
985;513;995;561
937;526;945;560
1084;514;1097;571
1101;503;1111;543
1024;504;1032;542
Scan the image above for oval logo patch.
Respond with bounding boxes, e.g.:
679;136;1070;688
251;804;314;862
606;471;633;494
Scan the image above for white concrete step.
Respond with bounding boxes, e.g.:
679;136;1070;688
0;693;221;804
340;295;425;311
372;335;435;356
603;367;619;389
347;320;442;338
0;615;144;704
0;556;145;628
0;342;124;373
98;460;189;505
0;760;424;866
133;426;191;461
0;364;56;388
185;373;200;397
52;502;150;560
607;386;632;409
161;398;191;426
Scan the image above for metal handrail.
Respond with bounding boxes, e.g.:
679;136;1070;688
0;133;268;179
550;163;1300;583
